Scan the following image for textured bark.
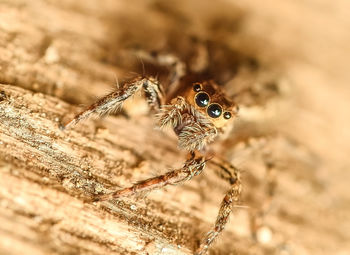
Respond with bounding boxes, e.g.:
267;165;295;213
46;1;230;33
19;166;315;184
0;0;349;255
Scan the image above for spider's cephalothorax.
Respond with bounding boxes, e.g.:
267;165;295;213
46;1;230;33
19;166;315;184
63;53;242;255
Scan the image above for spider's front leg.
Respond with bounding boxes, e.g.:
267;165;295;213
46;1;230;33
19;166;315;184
62;76;164;128
92;151;206;202
196;158;242;255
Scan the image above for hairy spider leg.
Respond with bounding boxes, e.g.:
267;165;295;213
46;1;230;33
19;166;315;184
93;152;206;201
62;76;164;129
133;50;186;87
208;156;241;185
196;160;242;255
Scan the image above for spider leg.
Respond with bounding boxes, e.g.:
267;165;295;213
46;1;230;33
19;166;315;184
62;76;164;129
196;157;242;255
93;152;206;202
134;50;186;86
207;156;239;186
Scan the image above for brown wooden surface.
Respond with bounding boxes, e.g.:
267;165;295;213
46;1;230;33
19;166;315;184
0;0;349;254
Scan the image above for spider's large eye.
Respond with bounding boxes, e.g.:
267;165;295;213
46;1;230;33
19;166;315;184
193;83;202;92
195;92;210;107
207;103;222;118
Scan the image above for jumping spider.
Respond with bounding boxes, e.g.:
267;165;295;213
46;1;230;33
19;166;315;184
63;52;242;255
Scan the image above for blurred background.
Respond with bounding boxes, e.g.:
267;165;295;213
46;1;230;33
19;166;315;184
0;0;349;254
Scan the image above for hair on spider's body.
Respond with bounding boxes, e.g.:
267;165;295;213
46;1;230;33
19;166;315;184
63;52;241;255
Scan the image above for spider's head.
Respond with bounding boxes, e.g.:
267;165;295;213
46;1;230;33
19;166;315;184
169;81;239;151
159;80;238;151
185;81;239;129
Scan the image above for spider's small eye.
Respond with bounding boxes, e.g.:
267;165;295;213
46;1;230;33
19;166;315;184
207;103;222;118
223;112;232;120
195;92;210;107
193;83;202;92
